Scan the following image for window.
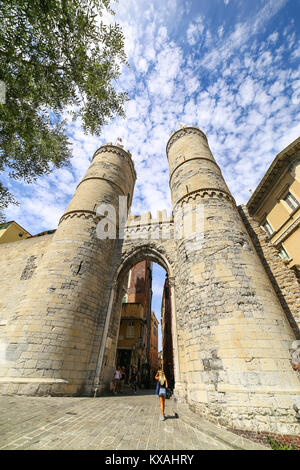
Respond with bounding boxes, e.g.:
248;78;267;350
262;220;274;236
283;191;299;211
278;245;290;261
127;321;135;338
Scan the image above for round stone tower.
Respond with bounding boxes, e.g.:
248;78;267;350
167;126;300;434
1;143;136;396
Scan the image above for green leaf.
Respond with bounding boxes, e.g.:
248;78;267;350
0;0;128;214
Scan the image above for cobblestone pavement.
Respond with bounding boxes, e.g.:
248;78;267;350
0;391;267;450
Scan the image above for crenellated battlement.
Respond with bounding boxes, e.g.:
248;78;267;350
126;209;173;227
91;142;136;182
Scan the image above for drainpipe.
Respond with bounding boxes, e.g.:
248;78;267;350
169;277;181;385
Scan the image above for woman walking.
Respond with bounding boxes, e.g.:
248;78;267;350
155;368;168;421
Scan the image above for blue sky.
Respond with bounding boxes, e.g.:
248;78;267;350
4;0;300;231
3;0;300;348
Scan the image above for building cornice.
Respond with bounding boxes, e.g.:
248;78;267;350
272;216;300;248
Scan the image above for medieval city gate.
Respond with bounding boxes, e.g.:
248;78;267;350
0;126;299;436
96;235;180;394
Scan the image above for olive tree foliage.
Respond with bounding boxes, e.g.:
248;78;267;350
0;0;128;221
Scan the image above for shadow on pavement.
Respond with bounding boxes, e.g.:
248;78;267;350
97;387;157;398
165;413;179;420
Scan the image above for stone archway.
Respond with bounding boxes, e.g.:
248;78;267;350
94;237;184;396
117;242;175;283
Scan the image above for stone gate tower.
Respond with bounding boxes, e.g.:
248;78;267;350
0;144;135;396
167;126;300;433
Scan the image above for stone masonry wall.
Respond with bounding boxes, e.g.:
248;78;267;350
0;215;118;396
167;127;300;435
0;234;53;343
239;204;300;339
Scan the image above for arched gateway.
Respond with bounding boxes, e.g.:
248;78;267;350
0;126;299;436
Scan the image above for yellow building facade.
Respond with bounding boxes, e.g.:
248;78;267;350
0;221;31;244
247;137;300;271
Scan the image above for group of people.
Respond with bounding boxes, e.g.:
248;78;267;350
112;365;170;422
112;365;140;395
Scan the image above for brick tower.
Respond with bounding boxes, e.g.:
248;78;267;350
167;126;300;434
0;144;136;396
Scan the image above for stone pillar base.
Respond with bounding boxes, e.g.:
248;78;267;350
173;381;187;401
89;382;107;397
0;377;79;396
186;387;300;436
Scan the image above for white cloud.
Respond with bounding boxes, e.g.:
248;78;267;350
187;16;205;46
268;31;279;43
237;77;256;107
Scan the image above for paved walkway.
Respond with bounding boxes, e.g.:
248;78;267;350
0;390;267;450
